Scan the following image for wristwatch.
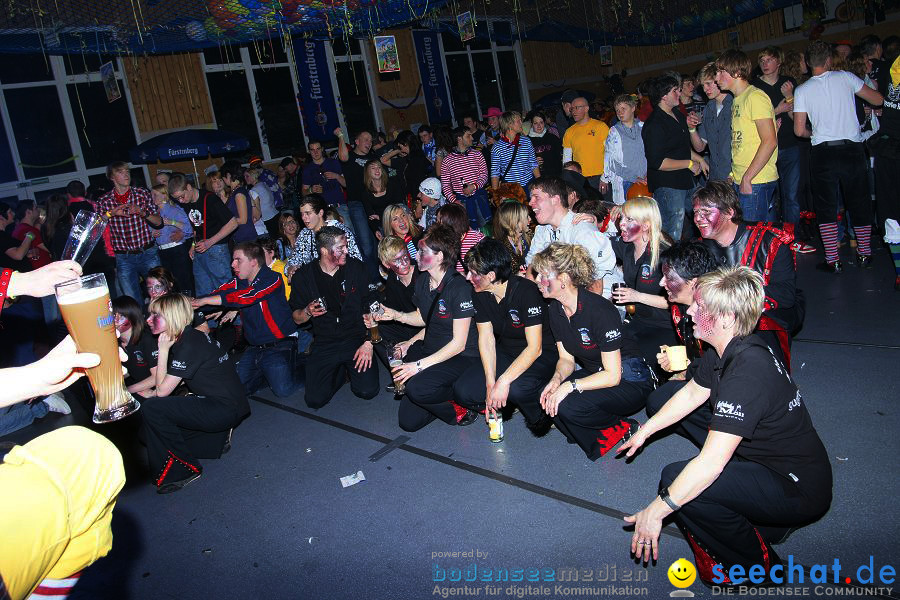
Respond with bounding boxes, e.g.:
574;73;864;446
659;486;681;511
570;380;583;394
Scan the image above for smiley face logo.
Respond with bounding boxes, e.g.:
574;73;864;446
668;558;697;588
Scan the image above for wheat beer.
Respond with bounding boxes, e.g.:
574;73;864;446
56;273;139;423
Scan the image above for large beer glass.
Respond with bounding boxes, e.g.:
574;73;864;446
55;273;140;423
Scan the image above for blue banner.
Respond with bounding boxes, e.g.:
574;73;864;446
412;30;453;125
292;38;341;142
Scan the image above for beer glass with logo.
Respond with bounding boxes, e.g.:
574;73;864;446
55;273;140;423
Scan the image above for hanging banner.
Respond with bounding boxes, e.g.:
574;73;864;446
292;38;341;142
412;30;453;125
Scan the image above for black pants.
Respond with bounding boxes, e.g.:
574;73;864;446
810;142;873;226
141;394;247;487
398;341;477;432
304;336;379;409
646;379;712;444
554;370;653;460
625;318;678;377
158;241;195;297
661;459;831;583
452;347;557;427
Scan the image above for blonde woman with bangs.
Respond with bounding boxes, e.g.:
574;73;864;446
140;293;250;494
610;195;678;374
382;203;422;260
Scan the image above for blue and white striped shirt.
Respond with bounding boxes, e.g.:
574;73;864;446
490;135;539;187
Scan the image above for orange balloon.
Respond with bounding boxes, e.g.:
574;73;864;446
627;181;652;200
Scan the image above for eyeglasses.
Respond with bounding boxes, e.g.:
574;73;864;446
147;283;168;293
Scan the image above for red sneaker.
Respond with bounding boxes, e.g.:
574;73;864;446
596;418;639;457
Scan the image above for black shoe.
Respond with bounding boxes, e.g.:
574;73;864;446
457;409;479;426
856;252;873;269
816;260;842;273
157;472;201;494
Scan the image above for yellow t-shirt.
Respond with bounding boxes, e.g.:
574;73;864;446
270;258;291;299
730;85;778;184
562;118;610;177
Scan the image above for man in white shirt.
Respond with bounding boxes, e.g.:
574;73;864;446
793;40;883;272
524;177;617;297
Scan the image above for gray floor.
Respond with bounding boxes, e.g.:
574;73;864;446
7;244;900;599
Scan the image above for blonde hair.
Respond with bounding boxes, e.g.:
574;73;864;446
531;242;595;288
148;293;194;338
493;201;529;241
500;110;522;133
622;195;668;271
613;94;638;109
377;235;408;264
382;203;421;239
696;266;764;337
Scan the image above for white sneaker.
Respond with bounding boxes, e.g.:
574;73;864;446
43;393;71;415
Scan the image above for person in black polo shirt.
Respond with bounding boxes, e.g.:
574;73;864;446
193;242;301;398
168;173;238;297
112;295;158;396
367;236;423;376
621;267;832;586
452;238;557;436
142;294;250;494
532;242;654;460
609;196;676;375
290;226;379;409
375;224;480;431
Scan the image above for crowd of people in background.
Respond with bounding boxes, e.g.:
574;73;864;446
1;33;899;597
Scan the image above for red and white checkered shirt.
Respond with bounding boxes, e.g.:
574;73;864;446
96;187;158;252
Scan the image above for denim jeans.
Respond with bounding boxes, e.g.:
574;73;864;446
346;200;380;281
334;203;352;233
115;247;161;301
193;243;233;298
0;400;48;436
776;145;801;225
653;187;692;241
236;340;303;398
462;189;492;230
734;181;777;223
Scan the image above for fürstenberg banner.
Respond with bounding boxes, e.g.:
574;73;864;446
412;30;453;125
292;38;341;142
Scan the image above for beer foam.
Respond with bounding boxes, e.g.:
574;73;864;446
57;284;109;305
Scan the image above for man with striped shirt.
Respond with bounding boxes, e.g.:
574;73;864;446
440;126;491;229
491;111;541;194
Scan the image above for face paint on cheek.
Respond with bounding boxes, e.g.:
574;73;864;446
622;222;642;241
693;296;716;338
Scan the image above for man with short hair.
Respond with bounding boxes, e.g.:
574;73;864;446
418;125;437;164
490;111;540;193
793;39;884;272
524;177;617;297
279;157;301;214
562;97;610;192
335;127;381;273
440;126;490;229
193;242;301;397
554;90;578;139
714;49;779;223
301;140;346;220
479;107;503;148
12;202;51;271
285;194;361;270
753;46;807;238
290;227;379;409
169;173;238;297
692;181;802;368
248;156;284;210
95;161;163;301
689;62;734;183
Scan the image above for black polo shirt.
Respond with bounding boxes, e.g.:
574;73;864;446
180;191;233;244
123;333;158;386
413;269;478;357
642;108;694;192
290;258;372;342
382;268;421;339
693;334;831;496
0;229;29;271
474;276;554;356
753;75;798;150
168;328;247;406
547;286;640;373
611;238;672;329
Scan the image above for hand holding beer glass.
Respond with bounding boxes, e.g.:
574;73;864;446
55;273;139;423
385;342;406;396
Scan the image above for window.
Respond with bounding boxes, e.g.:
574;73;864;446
331;37;362;58
5;86;74;179
203;45;242;66
206;70;263;156
447;55;479;119
253;67;305;158
63;53;120;76
249;40;289;66
334;60;376;135
472;54;502;112
66;82;137;169
0;118;15;184
496;53;523;111
0;54;54;84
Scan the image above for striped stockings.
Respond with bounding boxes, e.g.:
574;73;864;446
27;572;81;599
853;225;872;256
818;223;840;263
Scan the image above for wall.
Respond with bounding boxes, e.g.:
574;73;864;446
522;41;610;103
363;28;427;132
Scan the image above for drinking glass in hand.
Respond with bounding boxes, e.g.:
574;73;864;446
386;342;405;395
55;273;139;423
